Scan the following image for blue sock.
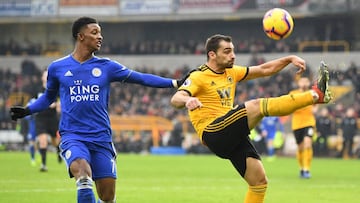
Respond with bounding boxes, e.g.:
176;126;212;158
29;144;35;160
76;176;96;203
268;148;275;156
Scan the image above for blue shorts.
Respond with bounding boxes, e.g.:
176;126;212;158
27;133;36;142
266;131;276;140
59;140;117;180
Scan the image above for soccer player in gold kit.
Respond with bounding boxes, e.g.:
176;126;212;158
290;77;317;179
171;34;331;203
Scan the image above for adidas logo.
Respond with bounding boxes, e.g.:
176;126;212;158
64;70;73;76
211;81;216;86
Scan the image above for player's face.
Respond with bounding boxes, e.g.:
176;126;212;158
80;23;103;52
297;77;310;91
214;40;235;69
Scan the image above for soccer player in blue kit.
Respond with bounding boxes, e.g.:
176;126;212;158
10;17;188;203
259;116;284;161
24;98;37;166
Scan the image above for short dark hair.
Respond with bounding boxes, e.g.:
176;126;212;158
205;34;232;60
72;17;98;40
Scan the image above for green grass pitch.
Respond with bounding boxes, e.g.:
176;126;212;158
0;152;359;203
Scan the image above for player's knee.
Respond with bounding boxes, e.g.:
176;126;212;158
70;159;92;179
98;187;115;202
258;175;268;185
76;175;93;190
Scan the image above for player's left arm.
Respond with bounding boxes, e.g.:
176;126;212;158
110;61;189;88
125;70;179;88
245;55;306;80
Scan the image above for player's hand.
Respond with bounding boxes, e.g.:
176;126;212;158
185;97;202;111
175;68;198;88
10;106;31;121
291;56;306;74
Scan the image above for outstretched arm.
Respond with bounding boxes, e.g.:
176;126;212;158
10;89;58;121
125;70;188;88
28;89;58;113
246;55;306;80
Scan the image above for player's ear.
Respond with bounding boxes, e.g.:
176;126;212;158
77;32;84;41
208;51;216;59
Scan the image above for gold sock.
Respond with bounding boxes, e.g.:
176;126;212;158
296;150;304;170
260;92;314;116
244;184;267;203
303;148;313;171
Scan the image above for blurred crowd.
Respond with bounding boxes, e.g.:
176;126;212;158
0;57;359;157
0;35;351;57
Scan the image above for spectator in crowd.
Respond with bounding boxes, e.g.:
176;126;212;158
338;107;358;159
315;107;334;156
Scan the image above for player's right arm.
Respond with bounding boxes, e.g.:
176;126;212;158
10;89;58;121
171;90;202;111
10;65;59;121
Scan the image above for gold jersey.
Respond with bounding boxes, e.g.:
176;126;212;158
178;64;248;139
290;89;316;130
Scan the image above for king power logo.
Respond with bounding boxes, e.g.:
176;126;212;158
70;80;100;102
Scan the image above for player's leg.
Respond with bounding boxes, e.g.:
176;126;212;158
27;133;37;166
56;131;62;163
95;178;116;203
71;159;96;203
60;140;96;203
38;133;48;171
348;136;354;158
251;61;331;121
91;142;117;202
302;135;313;178
50;130;61;163
203;106;267;202
294;131;306;177
243;158;267;203
229;143;267;203
266;137;276;161
49;119;61;163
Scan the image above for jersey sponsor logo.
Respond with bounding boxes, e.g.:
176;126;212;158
74;80;82;85
217;87;231;99
217;87;232;107
92;67;102;77
70;80;100;102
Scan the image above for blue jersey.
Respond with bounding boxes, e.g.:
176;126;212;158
28;55;174;143
260;116;283;140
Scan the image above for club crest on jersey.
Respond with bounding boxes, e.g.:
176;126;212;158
182;79;191;87
92;67;102;77
65;150;72;160
227;76;233;83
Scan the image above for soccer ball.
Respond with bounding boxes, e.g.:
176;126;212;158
262;8;294;40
